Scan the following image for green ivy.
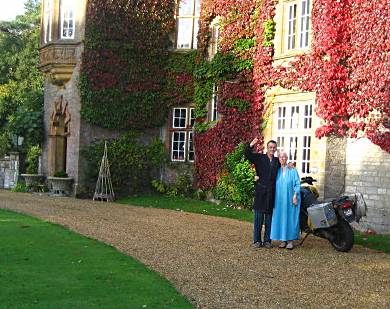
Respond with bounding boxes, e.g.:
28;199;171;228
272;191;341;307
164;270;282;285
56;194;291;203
224;98;251;112
83;132;167;195
213;143;255;209
263;19;276;47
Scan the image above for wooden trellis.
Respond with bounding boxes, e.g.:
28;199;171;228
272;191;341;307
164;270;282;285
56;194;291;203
93;141;115;202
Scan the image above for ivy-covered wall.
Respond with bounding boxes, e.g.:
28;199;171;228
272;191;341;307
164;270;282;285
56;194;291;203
79;0;390;192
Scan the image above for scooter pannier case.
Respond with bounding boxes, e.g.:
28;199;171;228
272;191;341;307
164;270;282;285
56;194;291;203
307;202;337;228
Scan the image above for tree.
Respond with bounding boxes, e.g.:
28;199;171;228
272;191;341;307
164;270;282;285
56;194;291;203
0;0;43;156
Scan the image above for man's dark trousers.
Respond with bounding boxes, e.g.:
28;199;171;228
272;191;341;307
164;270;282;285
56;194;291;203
253;209;272;244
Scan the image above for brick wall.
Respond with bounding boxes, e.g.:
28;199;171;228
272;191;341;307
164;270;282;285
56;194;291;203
345;138;390;234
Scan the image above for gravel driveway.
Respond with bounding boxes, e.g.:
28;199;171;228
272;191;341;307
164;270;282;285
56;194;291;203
1;190;389;308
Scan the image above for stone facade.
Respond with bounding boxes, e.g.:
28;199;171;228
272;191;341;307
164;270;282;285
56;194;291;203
345;138;390;234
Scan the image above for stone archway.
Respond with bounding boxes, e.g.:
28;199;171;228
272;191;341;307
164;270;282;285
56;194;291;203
48;95;71;176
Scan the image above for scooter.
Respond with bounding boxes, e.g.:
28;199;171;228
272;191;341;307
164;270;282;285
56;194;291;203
299;176;367;252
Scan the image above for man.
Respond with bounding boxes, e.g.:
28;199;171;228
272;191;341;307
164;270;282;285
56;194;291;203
245;138;280;248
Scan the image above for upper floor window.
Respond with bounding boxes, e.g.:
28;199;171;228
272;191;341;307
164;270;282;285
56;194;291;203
209;22;220;58
43;0;53;43
274;102;314;175
171;107;195;162
285;0;311;51
60;0;75;39
176;0;200;49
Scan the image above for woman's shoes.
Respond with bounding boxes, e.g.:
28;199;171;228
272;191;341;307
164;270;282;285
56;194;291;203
279;241;294;249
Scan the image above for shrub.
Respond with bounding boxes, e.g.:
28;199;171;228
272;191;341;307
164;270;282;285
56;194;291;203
83;132;167;195
151;174;194;198
26;145;41;174
12;182;27;193
213;143;255;209
53;171;68;178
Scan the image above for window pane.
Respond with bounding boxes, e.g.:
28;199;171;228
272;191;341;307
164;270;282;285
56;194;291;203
211;84;218;121
300;0;311;48
189;108;195;127
194;0;201;16
188;131;195;161
172;132;186;161
177;18;193;49
287;4;297;50
178;0;193;16
193;18;199;49
173;108;187;128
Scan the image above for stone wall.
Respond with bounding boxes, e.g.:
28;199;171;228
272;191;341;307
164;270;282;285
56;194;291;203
0;152;19;189
345;138;390;234
323;137;347;199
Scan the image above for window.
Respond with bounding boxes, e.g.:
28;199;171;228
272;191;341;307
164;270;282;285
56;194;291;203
210;84;218;122
285;0;311;51
274;102;314;175
43;0;53;43
60;0;75;39
176;0;200;49
171;107;195;162
209;22;220;58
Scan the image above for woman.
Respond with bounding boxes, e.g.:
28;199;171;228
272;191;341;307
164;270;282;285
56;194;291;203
270;151;301;250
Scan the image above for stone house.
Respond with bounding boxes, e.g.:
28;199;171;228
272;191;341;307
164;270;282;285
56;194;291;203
38;0;389;233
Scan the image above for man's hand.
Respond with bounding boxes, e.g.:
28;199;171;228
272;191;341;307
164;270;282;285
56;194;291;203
250;137;259;147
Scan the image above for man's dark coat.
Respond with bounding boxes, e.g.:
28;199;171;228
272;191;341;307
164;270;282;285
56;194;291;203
245;143;280;213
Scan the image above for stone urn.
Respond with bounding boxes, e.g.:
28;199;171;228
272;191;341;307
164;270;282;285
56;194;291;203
20;174;45;192
47;177;73;196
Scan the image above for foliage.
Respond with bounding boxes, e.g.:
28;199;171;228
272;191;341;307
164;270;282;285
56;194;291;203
7;107;43;146
80;0;176;130
53;171;68;178
213;143;256;209
83;132;167;194
0;0;43;153
11;182;28;193
25;145;40;174
0;209;192;308
151;175;194;198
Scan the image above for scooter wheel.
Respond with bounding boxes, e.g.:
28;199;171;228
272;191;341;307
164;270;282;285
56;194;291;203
329;220;354;252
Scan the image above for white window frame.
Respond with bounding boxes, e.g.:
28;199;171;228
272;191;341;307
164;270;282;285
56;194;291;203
173;108;187;128
284;0;312;52
273;102;314;175
188;131;195;162
176;0;200;49
210;84;218;122
43;0;53;44
170;107;195;162
171;131;187;162
60;0;75;39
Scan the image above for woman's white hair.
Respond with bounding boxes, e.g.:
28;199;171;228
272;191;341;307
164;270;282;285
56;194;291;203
278;150;288;159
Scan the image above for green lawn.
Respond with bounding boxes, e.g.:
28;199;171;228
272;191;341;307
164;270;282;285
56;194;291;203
0;209;192;309
118;194;390;253
354;232;390;253
118;195;253;222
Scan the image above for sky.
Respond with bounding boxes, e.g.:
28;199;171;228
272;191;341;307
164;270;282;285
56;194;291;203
0;0;27;21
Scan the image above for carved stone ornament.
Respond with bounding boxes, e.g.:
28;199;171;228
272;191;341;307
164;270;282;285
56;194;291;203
39;43;79;86
50;95;71;136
